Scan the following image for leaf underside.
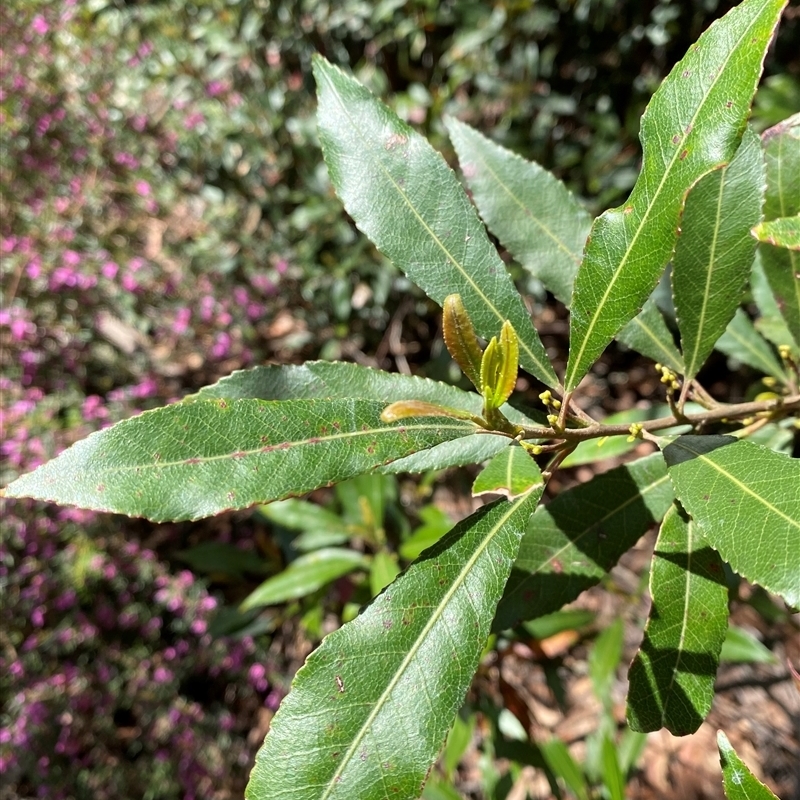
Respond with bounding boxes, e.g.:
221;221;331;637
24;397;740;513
627;502;728;735
246;482;543;800
565;0;786;392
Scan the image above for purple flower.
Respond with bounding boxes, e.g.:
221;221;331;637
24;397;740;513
31;15;49;35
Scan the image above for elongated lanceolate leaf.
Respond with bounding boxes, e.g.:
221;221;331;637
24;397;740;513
442;294;484;391
241;549;371;611
627;502;728;735
617;296;684;373
495;453;674;630
760;114;800;344
717;731;779;800
751;256;799;353
448;118;681;369
312;57;558;388
246;483;543;800
379;433;511;475
473;444;542;499
198;361;485;410
753;215;800;250
198;361;538;474
673;129;765;380
716;308;788;382
564;0;786;392
446;117;592;306
662;435;800;607
4;399;477;522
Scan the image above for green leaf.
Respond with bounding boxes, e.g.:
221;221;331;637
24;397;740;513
245;484;544;800
717;730;779;800
617;729;648;778
480;321;520;413
715;308;788;381
199;361;484;409
522;609;596;641
601;734;626;800
617;296;685;374
760;114;800;344
241;548;370;611
199;362;537;475
446;117;592;306
673;129;765;380
720;625;778;664
312;56;558;388
399;506;454;562
753;215;800;250
540;738;589;800
627;502;728;735
441;711;476;779
176;542;270;577
369;551;401;597
379;433;512;476
751;255;800;353
259;499;351;535
4;398;476;522
495;453;674;630
443;294;485;391
472;444;543;500
662;435;800;607
564;0;786;392
589;618;624;707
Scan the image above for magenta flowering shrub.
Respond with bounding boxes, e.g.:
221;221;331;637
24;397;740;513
0;505;279;800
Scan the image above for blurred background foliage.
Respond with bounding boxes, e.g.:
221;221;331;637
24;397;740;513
1;1;798;798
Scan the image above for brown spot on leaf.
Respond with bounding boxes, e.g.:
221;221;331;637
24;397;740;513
384;133;408;150
680;149;689;160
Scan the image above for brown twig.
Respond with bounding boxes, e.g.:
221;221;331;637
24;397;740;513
517;393;800;444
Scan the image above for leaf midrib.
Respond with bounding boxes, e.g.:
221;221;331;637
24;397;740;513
627;313;683;369
675;440;800;529
505;471;672;603
86;420;476;475
456;125;582;267
775;134;800;322
317;66;557;386
684;167;728;379
318;484;541;799
565;8;764;391
659;508;696;726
